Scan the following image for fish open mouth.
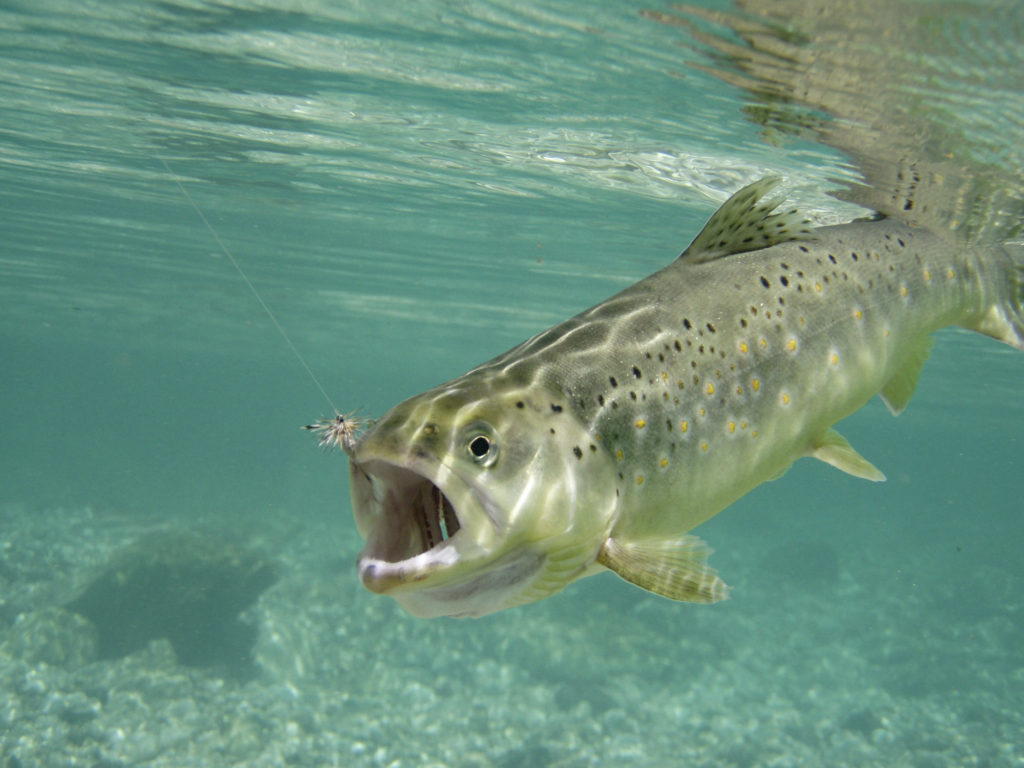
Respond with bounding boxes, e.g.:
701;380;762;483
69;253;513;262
350;460;463;592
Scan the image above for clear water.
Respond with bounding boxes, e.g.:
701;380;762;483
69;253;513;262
2;1;1022;766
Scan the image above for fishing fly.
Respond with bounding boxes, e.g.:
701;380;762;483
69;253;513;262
303;411;370;457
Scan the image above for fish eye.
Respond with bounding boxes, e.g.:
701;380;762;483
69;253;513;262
465;425;499;467
469;435;491;457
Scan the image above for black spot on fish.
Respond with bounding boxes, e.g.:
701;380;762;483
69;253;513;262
760;276;771;288
780;262;790;270
897;237;906;247
740;317;748;328
658;352;665;362
798;245;809;252
630;391;637;400
828;254;837;264
550;403;563;413
516;401;525;409
780;276;789;287
611;401;619;409
706;322;716;333
683;318;692;330
632;366;642;379
851;252;859;261
589;444;597;452
674;340;682;352
572;446;583;460
597;394;605;406
609;376;618;388
550;428;555;434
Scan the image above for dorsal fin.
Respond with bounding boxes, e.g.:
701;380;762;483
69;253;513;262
680;176;813;264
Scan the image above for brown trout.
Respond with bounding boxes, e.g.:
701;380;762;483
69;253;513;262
344;177;1024;617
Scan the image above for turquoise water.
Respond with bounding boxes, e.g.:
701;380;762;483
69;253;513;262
2;1;1023;766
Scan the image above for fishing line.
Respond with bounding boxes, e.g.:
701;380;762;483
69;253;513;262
159;156;339;414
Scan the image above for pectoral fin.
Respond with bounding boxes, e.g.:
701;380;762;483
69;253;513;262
597;535;730;603
809;428;886;482
879;336;934;415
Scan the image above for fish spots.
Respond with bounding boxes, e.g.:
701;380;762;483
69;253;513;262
829;350;840;367
786;338;798;353
674;339;683;352
632;366;642;379
752;378;761;392
635;418;647;429
728;421;736;434
636;475;644;485
660;458;669;468
814;281;823;292
760;276;771;288
780;391;791;406
700;441;709;452
705;382;715;396
899;284;909;299
853;308;864;320
739;341;749;354
515;401;524;409
572;446;583;460
609;376;618;388
683;318;693;330
759;337;768;349
680;420;689;433
946;268;956;279
923;268;932;282
550;403;563;413
597;394;605;406
616;448;624;461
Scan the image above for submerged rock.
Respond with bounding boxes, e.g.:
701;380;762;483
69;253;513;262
4;605;98;669
65;531;279;678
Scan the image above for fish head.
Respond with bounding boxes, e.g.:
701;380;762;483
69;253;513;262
348;378;619;618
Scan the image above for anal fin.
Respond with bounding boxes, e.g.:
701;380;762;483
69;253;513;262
879;336;934;415
809;428;886;482
597;535;730;603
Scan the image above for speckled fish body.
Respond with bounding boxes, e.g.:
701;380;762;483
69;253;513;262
348;178;1024;618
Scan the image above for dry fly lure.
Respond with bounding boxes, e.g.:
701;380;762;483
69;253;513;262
303;411;369;456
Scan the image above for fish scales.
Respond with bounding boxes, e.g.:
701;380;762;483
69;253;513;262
480;221;979;538
346;178;1024;618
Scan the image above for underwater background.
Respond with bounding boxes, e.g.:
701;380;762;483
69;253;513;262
1;1;1022;766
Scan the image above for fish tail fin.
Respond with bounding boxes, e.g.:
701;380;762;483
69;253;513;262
969;244;1024;351
1010;246;1024;350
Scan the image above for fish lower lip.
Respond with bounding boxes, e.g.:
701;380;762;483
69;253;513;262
351;460;462;571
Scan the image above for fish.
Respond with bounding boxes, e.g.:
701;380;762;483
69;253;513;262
345;177;1024;618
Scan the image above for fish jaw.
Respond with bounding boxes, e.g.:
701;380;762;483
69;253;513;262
349;455;542;618
347;384;621;618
